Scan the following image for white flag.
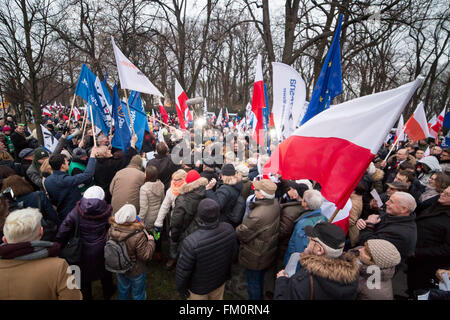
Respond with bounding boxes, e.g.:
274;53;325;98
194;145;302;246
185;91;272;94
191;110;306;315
203;99;208;114
272;62;307;140
111;37;163;96
41;125;58;153
216;108;223;126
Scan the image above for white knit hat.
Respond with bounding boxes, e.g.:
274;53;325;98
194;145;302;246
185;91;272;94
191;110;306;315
366;239;401;269
83;186;105;200
115;204;137;224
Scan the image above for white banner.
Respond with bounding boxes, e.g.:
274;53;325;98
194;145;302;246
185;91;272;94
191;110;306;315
216;108;223;126
41;125;58;153
272;62;306;140
111;36;163;97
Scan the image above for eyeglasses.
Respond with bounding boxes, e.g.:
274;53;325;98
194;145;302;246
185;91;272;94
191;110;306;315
441;192;450;197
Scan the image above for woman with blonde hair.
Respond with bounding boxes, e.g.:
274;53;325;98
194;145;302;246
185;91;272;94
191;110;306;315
154;169;187;269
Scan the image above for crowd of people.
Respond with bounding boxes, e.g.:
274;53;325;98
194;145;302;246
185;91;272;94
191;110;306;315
0;110;449;301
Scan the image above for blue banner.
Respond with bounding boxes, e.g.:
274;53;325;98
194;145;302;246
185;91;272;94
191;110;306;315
74;64;111;135
111;85;131;151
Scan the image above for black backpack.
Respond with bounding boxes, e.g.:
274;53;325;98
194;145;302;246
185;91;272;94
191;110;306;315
104;230;141;274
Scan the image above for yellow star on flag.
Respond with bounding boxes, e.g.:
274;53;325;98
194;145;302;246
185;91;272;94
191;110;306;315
319;96;323;102
328;62;332;67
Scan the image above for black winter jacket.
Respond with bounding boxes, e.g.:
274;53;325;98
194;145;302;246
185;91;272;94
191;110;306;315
205;182;243;226
147;154;181;191
94;146;138;203
358;212;417;261
176;221;238;296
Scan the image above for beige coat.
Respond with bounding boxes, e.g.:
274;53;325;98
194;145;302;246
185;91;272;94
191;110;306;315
0;257;82;300
154;188;176;228
139;180;165;230
110;165;145;214
348;193;363;247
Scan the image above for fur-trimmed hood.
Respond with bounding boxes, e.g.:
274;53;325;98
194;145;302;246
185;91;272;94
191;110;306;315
300;252;360;284
179;177;208;194
371;168;385;182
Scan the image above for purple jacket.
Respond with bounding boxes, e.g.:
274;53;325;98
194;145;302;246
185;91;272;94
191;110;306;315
56;197;112;281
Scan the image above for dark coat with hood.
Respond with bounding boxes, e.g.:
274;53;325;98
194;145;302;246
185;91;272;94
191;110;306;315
94;146;138;203
278;200;305;262
176;219;238;296
358;211;417;262
170;177;208;244
275;252;359;300
147;153;181;191
205;181;243;227
56;198;112;281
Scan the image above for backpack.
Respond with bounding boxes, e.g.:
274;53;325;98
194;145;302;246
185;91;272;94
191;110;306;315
104;230;142;274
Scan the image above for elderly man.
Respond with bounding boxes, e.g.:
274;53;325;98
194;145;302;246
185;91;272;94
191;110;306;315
283;189;328;268
357;191;417;262
0;208;82;299
275;222;359;300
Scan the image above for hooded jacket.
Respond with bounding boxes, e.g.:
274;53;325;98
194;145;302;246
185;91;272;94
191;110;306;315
417;156;442;186
170;177;208;243
205;181;243;227
56;198;112;281
275;252;359;300
107;217;155;277
147;153;181;191
139;180;165;231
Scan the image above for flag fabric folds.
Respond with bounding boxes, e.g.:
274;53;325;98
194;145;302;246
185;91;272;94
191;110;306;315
74;64;111;135
394;114;406;144
175;80;192;130
159;103;169;124
111;85;132;151
263;78;422;209
404;102;429;142
251;54;266;145
430;107;446;139
41;125;58;152
122;91;149;151
111;37;162;97
300;14;343;125
272;62;307;140
216;108;223;126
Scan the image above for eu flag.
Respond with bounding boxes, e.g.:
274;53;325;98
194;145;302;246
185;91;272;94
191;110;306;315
300;14;343;125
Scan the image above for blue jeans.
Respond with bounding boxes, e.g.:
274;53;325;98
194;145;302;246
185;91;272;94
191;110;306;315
117;273;147;300
245;269;265;300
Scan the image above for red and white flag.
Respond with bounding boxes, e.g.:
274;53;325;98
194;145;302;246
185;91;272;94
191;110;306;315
394;114;406;144
404;102;429;142
251;54;265;145
321;198;352;234
429;107;446;139
159;102;168;124
424;146;430;157
72;106;81;121
175;79;192;130
42;106;52;116
263;78;422;209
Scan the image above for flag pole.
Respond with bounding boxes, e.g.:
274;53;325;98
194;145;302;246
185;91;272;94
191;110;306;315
123;89;136;136
384;124;407;161
328;208;340;223
66;93;76;125
89;104;97;148
80;112;88;144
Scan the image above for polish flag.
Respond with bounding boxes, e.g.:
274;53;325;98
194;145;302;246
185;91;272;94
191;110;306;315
404;102;429;141
72;106;81;121
263;78;422;209
393;114;406;144
428;114;437;137
159;103;169;124
251;54;265;145
430;107;446;139
424;146;430;157
42;106;52;116
321;198;352;234
175;80;192;130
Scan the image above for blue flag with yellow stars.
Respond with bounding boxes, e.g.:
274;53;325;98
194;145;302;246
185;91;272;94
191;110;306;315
300;14;343;125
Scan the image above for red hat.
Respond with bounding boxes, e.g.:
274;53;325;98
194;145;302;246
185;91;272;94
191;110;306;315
2;126;11;132
185;170;200;184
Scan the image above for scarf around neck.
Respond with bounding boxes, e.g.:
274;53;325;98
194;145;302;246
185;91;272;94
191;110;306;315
171;180;185;197
0;241;60;260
